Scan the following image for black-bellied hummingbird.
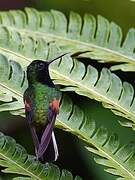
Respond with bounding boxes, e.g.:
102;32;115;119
24;54;67;161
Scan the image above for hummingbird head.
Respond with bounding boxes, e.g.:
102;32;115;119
27;53;68;87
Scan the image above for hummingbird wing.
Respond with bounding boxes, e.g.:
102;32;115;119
37;98;60;160
24;93;40;155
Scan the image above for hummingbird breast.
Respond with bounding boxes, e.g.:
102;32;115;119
32;83;61;125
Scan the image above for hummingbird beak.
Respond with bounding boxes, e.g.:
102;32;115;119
48;53;69;65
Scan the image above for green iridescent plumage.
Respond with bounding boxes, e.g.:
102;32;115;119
24;82;61;124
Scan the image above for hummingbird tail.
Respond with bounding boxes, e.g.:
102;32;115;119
39;131;58;162
51;131;59;161
36;113;58;161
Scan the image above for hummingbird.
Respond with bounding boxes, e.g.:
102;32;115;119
23;54;67;161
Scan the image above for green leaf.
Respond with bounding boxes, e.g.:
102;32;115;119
0;132;82;180
0;49;135;128
0;54;26;116
0;8;134;71
57;95;135;179
50;49;135;128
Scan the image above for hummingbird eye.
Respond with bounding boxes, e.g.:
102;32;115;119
37;62;44;70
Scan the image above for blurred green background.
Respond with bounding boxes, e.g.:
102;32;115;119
0;0;135;180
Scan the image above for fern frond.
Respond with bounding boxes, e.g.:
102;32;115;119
0;50;135;127
0;54;27;116
0;132;82;180
50;48;135;128
57;95;135;179
0;8;134;71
